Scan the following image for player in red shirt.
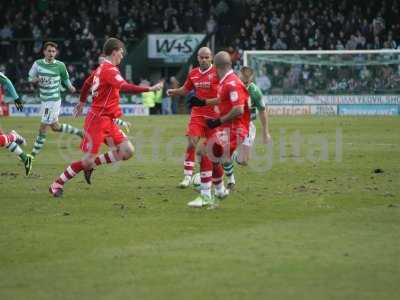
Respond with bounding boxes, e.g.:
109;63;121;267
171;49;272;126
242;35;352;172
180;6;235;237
78;55;132;134
49;38;162;197
167;47;222;189
187;51;251;208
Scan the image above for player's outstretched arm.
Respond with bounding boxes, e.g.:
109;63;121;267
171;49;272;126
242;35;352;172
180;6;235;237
120;82;151;94
105;67;162;94
120;80;163;94
166;86;188;97
148;81;164;91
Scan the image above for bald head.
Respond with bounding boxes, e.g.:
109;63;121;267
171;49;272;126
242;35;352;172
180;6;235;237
214;51;231;68
214;51;232;78
197;47;213;70
198;47;212;56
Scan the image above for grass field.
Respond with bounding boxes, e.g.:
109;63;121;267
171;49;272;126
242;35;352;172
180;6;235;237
0;115;399;300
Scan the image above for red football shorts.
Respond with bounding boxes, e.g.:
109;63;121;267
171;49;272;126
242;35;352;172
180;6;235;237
81;112;127;154
186;115;215;138
203;126;247;162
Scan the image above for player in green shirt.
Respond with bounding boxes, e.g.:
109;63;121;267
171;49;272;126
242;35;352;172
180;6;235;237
28;41;83;160
0;72;33;175
223;66;272;190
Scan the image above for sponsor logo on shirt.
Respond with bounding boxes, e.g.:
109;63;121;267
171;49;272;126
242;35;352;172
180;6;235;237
194;81;211;89
230;91;239;102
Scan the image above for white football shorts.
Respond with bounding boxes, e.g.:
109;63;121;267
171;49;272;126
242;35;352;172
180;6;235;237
41;100;61;124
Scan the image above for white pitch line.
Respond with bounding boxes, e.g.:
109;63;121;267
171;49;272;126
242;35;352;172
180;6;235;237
345;143;398;146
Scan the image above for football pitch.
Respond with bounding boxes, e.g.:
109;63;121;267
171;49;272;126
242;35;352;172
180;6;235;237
1;115;399;300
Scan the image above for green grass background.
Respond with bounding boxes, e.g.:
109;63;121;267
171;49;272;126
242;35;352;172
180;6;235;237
0;116;399;300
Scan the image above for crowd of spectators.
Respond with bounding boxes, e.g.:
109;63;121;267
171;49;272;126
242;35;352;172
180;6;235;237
0;0;217;95
254;58;400;95
227;0;400;94
231;0;400;53
1;0;400;99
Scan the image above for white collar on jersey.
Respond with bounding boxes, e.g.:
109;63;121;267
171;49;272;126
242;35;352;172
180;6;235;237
102;58;113;65
43;58;56;64
199;64;213;74
219;69;234;84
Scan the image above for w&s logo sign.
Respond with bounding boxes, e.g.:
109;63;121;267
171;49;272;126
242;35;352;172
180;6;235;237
148;34;205;63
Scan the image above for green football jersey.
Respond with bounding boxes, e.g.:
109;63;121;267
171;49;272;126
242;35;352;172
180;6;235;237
28;59;72;102
247;82;265;121
0;72;19;100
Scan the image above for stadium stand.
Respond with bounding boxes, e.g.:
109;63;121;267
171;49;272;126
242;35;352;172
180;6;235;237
0;0;215;92
228;0;400;53
222;0;400;95
1;0;400;94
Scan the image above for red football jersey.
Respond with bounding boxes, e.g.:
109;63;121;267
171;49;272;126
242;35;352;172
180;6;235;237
217;70;250;132
90;60;127;118
183;65;219;118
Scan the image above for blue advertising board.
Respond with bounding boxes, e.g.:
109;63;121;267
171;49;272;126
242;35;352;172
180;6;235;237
338;104;399;116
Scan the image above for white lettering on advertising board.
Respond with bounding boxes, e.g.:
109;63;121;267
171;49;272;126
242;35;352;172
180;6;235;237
148;34;206;63
267;105;337;115
265;95;400;105
8;104;149;117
